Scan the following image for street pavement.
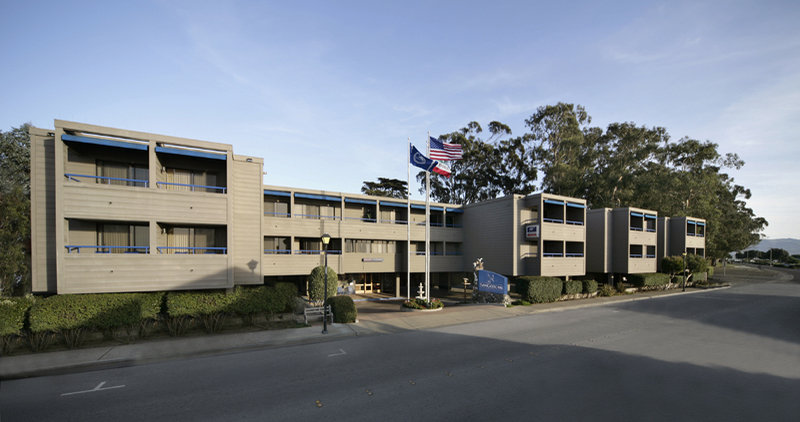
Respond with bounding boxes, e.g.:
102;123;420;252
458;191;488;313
1;265;798;421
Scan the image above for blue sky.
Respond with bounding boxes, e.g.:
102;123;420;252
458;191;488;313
1;0;798;239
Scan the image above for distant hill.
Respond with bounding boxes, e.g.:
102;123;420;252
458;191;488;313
744;238;800;255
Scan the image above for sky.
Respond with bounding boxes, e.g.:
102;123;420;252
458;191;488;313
1;0;798;239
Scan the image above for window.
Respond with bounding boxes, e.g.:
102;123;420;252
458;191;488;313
344;239;396;254
565;242;584;257
630;244;643;258
96;160;148;187
543;240;563;257
264;236;290;254
96;223;149;253
380;208;394;224
163;225;226;254
264;197;290;217
298;238;321;254
646;245;656;258
164;168;220;193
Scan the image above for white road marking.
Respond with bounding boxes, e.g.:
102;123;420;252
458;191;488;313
61;381;126;396
328;348;347;357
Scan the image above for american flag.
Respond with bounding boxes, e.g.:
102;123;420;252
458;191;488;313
429;137;463;160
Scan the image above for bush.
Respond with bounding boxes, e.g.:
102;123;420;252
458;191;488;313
275;282;299;313
563;279;582;295
515;276;562;303
707;266;715;279
598;284;615;297
28;293;163;348
0;297;33;354
166;290;236;334
582;279;598;294
628;273;670;288
325;296;358;323
232;286;283;324
308;266;338;304
402;298;443;310
0;297;33;337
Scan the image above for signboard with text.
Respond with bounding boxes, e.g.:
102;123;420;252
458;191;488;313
477;270;508;295
525;224;539;239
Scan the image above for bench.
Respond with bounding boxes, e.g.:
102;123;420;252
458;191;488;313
304;305;333;325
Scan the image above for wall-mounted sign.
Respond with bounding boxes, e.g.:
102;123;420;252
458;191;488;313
477;270;508;295
362;258;384;263
525;224;539;239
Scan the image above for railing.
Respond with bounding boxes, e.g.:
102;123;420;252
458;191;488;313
565;220;584;226
264;249;291;254
687;233;696;236
293;249;342;255
343;216;377;223
65;245;149;254
156;246;227;254
646;228;656;232
630;227;644;232
646;254;656;258
629;253;643;258
264;212;291;217
543;252;564;257
565;253;584;257
156;181;227;194
296;214;340;220
543;217;563;223
64;173;149;187
380;219;408;224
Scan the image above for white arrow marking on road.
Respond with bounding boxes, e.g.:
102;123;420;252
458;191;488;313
61;381;126;396
328;348;347;357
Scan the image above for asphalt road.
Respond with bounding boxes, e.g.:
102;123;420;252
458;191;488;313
2;272;798;421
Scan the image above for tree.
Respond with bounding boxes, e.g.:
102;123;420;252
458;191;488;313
308;265;337;304
361;177;407;199
416;121;535;204
0;124;31;296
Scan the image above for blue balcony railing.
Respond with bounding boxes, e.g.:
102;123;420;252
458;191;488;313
631;227;644;232
646;254;656;258
64;173;149;187
156;181;226;194
264;212;291;217
565;253;584;257
543;217;563;223
156;246;227;254
65;245;149;254
630;253;643;258
264;249;291;254
543;252;564;257
565;220;584;225
343;216;377;223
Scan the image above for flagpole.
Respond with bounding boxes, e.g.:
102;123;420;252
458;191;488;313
407;138;411;301
425;132;431;303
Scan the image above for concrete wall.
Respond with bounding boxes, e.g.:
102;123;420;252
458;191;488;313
231;155;263;284
30;128;57;293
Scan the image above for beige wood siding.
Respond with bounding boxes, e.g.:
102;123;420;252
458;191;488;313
60;255;229;293
540;257;585;277
231;157;262;285
262;254;329;276
61;183;227;224
30;129;57;293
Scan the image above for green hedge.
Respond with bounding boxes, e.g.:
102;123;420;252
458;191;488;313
308;266;338;303
29;293;163;333
275;282;299;312
515;276;562;303
231;286;283;317
166;291;235;318
0;297;33;336
563;279;582;295
627;273;670;288
582;279;598;294
325;296;358;323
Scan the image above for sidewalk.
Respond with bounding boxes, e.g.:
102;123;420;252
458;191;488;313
0;285;729;380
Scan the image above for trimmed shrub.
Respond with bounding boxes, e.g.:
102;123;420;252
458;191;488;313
308;266;338;304
325;296;358;323
231;286;283;325
275;282;299;313
563;279;582;295
628;273;670;288
0;297;33;354
515;276;562;303
166;290;235;334
598;284;615;297
29;293;165;348
582;279;598;294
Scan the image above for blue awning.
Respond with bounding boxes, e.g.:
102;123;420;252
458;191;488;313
566;202;585;209
446;207;464;213
345;198;375;205
380;201;407;208
645;214;657;219
696;221;706;226
688;220;697;226
630;212;644;218
410;204;444;211
264;190;291;197
297;193;341;202
544;199;564;206
62;134;148;151
155;146;226;161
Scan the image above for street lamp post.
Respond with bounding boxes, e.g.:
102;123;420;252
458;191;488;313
321;233;331;334
682;252;688;292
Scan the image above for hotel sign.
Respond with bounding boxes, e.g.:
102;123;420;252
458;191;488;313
525;224;539;239
477;270;508;295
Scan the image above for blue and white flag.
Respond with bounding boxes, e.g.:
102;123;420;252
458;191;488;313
410;144;437;172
